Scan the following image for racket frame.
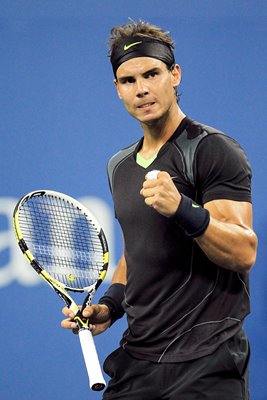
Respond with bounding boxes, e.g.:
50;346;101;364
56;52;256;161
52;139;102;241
13;190;109;391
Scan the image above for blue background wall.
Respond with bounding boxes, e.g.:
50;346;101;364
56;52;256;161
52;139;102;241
1;1;266;399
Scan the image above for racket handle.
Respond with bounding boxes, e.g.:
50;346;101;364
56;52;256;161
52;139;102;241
78;328;106;391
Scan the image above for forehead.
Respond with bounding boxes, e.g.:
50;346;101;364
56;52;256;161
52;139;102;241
116;57;167;78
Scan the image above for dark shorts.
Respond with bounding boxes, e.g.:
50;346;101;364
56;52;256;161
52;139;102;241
103;330;250;400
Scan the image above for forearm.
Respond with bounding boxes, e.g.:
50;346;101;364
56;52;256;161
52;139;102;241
172;195;257;272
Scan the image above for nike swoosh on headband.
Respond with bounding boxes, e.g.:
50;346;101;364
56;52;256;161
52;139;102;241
123;41;142;51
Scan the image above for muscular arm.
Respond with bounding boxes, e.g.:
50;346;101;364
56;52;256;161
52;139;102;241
196;199;257;272
141;171;258;273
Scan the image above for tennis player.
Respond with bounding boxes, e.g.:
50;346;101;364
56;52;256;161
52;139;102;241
62;20;258;399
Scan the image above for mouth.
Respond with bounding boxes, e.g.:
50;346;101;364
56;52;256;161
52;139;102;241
137;102;155;109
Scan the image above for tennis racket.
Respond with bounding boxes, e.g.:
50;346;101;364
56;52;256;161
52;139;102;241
13;190;109;391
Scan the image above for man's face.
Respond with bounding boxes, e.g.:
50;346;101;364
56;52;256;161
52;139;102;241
115;57;181;125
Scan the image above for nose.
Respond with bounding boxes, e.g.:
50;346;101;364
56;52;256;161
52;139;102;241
136;78;148;98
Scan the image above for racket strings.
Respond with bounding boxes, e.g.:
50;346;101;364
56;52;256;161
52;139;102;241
18;195;104;289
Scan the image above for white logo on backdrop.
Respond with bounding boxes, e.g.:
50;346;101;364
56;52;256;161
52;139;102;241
0;196;116;287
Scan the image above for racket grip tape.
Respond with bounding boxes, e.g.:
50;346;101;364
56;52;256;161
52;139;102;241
78;329;106;391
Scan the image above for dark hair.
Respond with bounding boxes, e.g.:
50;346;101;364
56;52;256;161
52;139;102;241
108;20;175;57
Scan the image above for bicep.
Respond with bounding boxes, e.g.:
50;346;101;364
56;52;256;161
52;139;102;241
204;199;253;229
198;199;257;271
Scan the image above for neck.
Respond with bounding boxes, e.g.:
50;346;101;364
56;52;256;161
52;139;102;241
139;104;186;159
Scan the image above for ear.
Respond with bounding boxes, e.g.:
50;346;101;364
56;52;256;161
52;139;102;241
171;64;182;88
114;79;122;99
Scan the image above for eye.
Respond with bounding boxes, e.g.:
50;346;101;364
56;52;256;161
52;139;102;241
145;71;159;79
120;77;135;84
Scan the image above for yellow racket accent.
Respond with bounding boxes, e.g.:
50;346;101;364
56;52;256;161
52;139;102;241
68;274;75;282
104;252;109;265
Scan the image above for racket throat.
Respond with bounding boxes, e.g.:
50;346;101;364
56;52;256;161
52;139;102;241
74;310;90;331
83;289;96;308
74;289;96;331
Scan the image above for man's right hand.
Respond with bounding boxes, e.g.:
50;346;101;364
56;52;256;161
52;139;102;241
61;303;111;336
